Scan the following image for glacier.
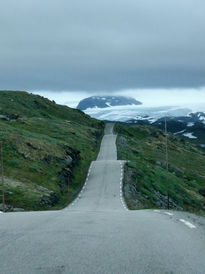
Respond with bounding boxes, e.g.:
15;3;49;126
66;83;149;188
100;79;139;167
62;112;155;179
84;105;192;122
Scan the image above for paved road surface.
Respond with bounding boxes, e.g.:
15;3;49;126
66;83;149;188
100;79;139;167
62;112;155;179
67;123;125;212
0;123;205;274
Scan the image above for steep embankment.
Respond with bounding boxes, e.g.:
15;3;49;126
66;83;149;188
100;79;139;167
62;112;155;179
0;91;104;211
115;123;205;215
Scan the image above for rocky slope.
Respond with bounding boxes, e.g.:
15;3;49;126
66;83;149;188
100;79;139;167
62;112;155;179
153;113;205;146
77;96;142;110
0;91;104;211
115;123;205;215
128;112;205;148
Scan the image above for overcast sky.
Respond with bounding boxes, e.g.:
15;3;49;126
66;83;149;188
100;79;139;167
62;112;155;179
0;0;205;93
31;87;205;112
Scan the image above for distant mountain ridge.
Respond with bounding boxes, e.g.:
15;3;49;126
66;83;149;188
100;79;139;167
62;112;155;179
76;96;205;147
77;96;142;110
128;112;205;147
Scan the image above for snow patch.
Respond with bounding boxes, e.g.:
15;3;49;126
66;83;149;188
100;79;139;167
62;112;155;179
199;116;205;121
174;129;186;135
183;132;197;139
187;122;194;127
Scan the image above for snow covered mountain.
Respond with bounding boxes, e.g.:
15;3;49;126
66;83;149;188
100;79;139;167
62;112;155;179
77;96;205;147
157;113;205;142
77;96;142;110
130;112;205;147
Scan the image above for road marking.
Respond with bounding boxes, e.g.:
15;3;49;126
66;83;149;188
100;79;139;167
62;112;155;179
164;212;174;216
69;162;94;208
119;164;128;211
179;219;196;229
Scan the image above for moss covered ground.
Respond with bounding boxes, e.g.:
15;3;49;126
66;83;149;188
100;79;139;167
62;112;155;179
0;91;104;210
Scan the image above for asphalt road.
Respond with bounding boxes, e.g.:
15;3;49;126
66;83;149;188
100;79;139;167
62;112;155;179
0;123;205;274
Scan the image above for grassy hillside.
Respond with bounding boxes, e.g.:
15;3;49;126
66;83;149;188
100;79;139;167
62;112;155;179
0;91;104;211
115;123;205;215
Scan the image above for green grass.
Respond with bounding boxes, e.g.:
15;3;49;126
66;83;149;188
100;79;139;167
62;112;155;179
0;90;104;210
115;123;205;215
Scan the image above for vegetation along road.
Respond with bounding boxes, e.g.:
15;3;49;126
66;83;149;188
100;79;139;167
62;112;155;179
0;123;205;273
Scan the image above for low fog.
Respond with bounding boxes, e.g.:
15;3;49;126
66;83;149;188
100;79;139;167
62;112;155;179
32;87;205;112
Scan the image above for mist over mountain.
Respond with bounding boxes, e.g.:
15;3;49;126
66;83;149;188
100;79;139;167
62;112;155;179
77;96;142;110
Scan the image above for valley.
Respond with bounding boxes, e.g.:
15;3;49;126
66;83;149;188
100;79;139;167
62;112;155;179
0;91;205;216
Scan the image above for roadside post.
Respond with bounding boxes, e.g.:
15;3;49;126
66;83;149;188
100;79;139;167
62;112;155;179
0;141;5;212
164;116;170;209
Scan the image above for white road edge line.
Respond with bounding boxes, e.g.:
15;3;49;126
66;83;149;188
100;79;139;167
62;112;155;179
179;219;196;229
69;161;93;208
119;163;128;211
164;212;174;216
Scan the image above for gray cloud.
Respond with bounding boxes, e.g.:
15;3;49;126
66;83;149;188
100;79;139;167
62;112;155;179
0;0;205;91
